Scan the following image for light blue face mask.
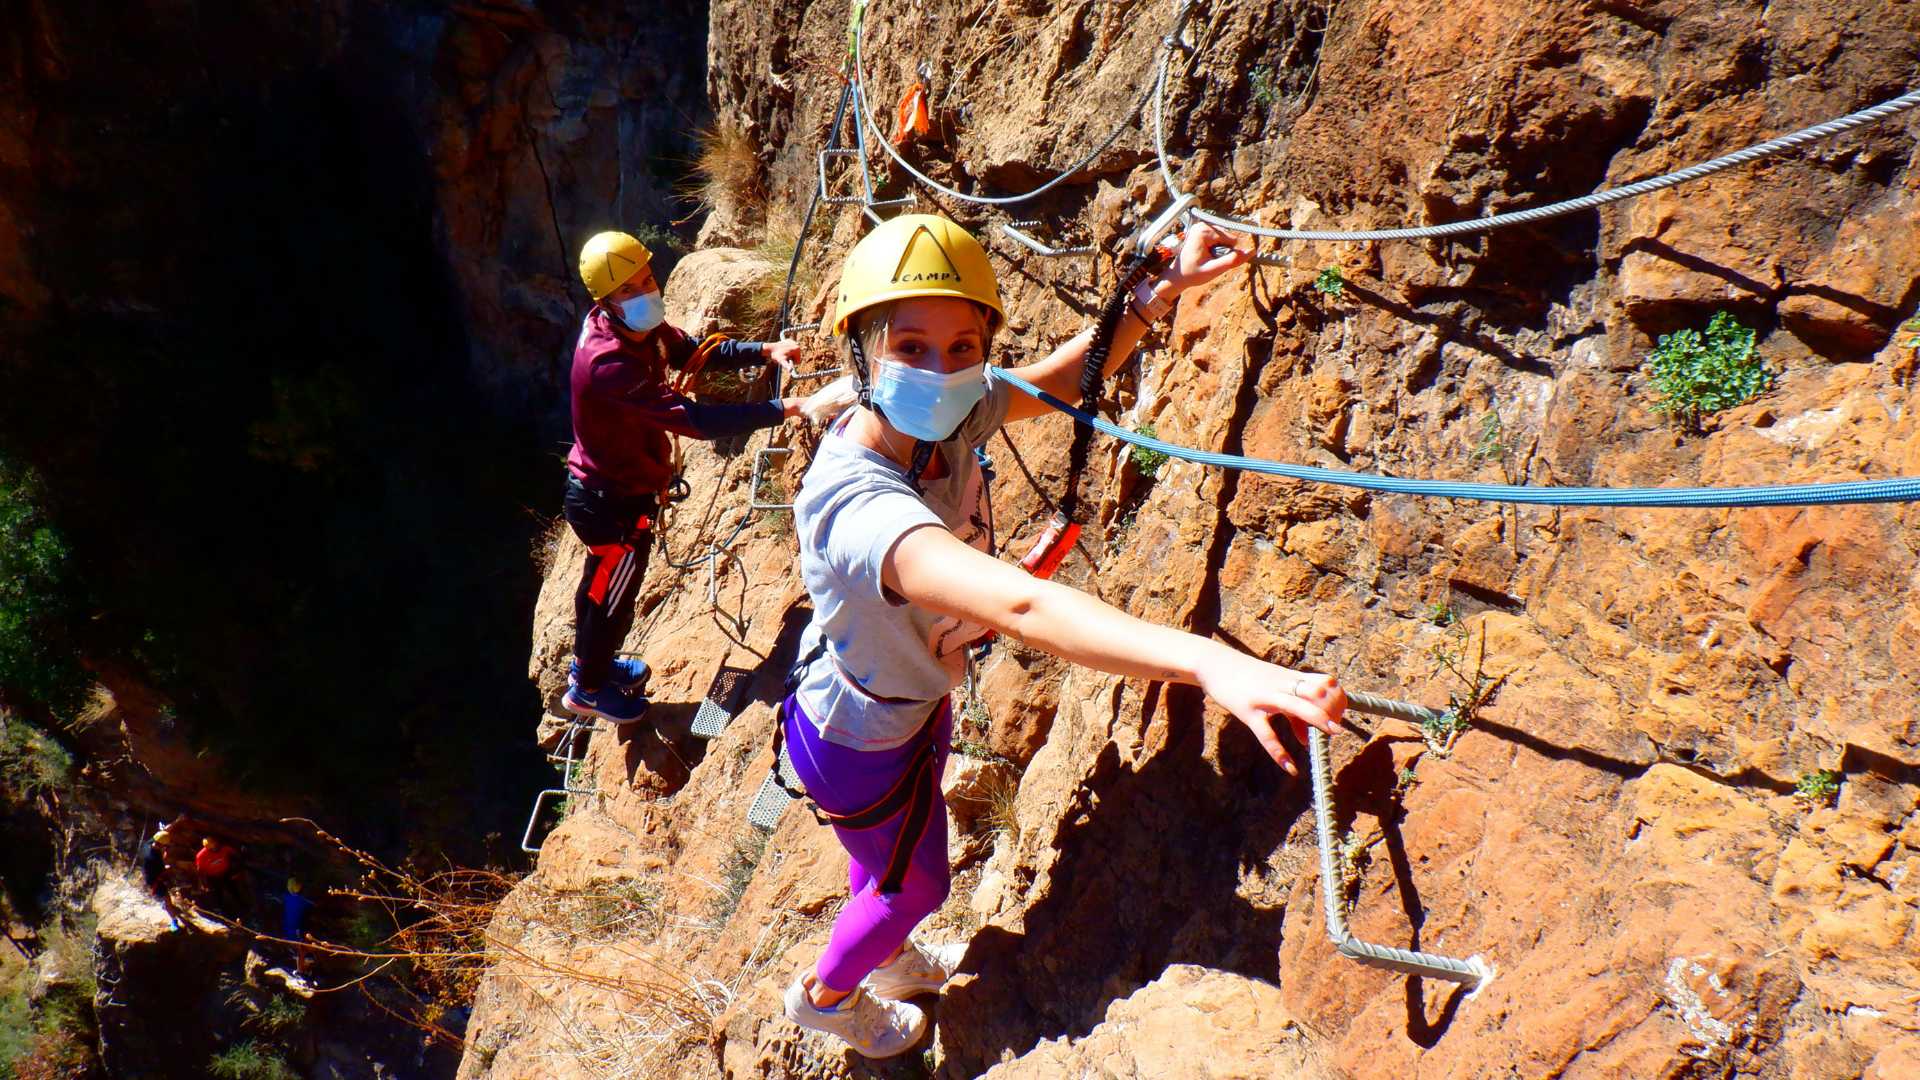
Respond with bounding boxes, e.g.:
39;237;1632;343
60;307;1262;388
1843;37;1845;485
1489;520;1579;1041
616;290;665;333
870;360;987;441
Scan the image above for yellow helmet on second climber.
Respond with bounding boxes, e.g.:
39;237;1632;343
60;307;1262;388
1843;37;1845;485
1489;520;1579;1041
578;230;653;301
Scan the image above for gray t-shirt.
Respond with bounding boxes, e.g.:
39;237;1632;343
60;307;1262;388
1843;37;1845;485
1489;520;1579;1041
792;374;1014;750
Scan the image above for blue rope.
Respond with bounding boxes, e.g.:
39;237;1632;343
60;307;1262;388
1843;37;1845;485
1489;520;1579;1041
988;367;1920;508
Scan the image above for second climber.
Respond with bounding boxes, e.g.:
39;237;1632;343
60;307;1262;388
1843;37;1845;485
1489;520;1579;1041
562;230;810;724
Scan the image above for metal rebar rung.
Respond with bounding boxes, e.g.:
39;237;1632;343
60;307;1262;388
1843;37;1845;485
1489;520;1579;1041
819;148;866;205
751;447;793;510
746;745;806;831
520;788;573;854
1309;726;1490;988
784;367;844;382
1000;222;1093;258
1343;689;1447;726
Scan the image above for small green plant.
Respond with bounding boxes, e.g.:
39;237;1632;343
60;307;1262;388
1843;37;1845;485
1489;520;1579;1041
1644;311;1771;428
959;696;990;731
1;986;34;1077
1336;829;1374;908
1396;765;1419;794
208;1039;298;1080
953;738;997;761
0;457;86;712
1901;315;1920;349
1469;409;1507;468
1129;425;1168;478
1;719;76;802
1424;622;1508;757
1425;601;1456;627
1312;266;1345;297
1249;65;1279;109
225;981;308;1037
1794;769;1841;805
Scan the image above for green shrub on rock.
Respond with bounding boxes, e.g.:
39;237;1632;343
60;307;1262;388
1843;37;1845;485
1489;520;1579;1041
1644;312;1772;428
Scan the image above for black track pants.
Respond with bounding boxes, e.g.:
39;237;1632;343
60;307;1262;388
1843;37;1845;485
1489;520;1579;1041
563;475;656;691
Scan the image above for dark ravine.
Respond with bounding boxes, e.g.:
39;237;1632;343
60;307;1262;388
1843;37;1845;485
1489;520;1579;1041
1;2;715;1077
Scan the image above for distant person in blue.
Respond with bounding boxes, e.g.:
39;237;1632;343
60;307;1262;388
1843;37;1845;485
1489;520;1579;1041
276;878;315;973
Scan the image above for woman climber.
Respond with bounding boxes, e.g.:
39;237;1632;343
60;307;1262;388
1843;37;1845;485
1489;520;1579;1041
779;213;1349;1057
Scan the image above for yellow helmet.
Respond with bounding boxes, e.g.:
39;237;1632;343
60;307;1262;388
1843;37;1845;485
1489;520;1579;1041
579;231;652;301
832;214;1003;336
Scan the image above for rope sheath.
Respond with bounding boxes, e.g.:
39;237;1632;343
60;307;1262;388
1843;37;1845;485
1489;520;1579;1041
989;366;1920;507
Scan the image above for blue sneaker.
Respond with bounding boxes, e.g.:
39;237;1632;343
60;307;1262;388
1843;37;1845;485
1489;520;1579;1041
569;657;651;694
561;683;649;725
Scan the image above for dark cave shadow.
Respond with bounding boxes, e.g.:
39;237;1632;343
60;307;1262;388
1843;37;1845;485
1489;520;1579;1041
939;680;1311;1072
1343;282;1556;377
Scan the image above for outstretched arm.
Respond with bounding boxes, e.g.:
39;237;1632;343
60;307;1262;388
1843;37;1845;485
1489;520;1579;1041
884;523;1345;774
1001;223;1251;423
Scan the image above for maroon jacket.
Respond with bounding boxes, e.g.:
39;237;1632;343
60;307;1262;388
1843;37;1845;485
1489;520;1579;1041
566;307;783;497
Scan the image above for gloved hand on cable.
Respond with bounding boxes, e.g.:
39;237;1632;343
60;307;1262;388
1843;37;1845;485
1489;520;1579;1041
799;374;859;425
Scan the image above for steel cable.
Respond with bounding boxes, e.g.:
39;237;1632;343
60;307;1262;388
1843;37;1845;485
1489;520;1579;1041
1151;3;1920;242
852;0;1197;207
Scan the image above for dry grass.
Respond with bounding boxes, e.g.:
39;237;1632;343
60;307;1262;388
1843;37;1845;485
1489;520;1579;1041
690;119;764;217
529;513;571;578
742;208;818;337
981;768;1022;847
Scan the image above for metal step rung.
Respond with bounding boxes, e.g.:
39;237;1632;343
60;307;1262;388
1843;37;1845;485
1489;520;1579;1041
691;667;752;739
520;788;573;854
819;148;866;205
1001;221;1093;258
784;367;844;382
751;447;794;510
1307;691;1493;989
746;745;806;831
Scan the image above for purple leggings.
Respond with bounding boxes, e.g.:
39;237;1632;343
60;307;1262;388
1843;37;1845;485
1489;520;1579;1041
783;695;952;992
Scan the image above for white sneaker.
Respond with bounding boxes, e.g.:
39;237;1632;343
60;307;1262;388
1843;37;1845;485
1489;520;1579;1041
864;939;967;1000
783;977;928;1059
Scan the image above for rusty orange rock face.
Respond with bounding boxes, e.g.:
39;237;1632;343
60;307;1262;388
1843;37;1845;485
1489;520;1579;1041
462;1;1920;1077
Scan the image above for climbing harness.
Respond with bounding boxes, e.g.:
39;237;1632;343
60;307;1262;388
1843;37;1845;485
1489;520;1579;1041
766;695;946;894
993;366;1920;507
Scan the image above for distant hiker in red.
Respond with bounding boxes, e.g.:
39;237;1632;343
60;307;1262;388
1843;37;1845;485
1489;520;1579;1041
562;230;807;725
193;836;246;914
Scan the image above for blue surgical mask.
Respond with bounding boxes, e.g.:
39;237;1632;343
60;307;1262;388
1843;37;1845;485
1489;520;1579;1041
616;290;665;333
870;360;987;441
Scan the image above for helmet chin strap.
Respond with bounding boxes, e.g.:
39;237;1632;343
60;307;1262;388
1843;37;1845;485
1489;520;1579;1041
849;333;937;491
